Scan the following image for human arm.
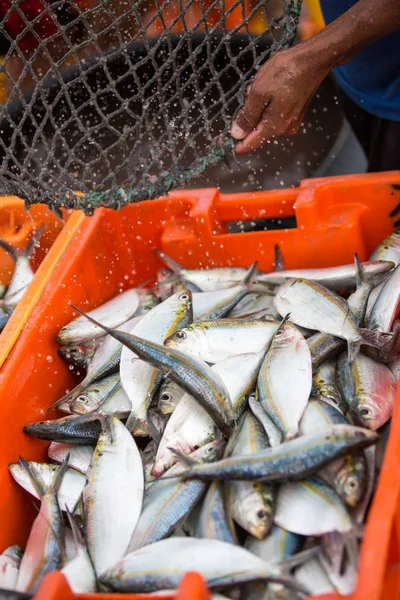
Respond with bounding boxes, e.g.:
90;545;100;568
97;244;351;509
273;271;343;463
231;0;400;153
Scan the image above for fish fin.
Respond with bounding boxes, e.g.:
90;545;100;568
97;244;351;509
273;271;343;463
146;413;161;444
65;506;84;551
154;249;183;274
347;338;361;362
18;457;46;497
168;447;198;466
275;313;291;336
242;261;258;287
274;244;286;272
354;254;365;288
278;546;321;570
51;454;70;494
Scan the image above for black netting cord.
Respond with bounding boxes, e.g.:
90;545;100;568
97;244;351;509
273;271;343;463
0;0;302;215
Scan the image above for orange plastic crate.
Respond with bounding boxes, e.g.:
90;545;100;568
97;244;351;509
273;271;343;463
0;172;400;600
0;197;85;368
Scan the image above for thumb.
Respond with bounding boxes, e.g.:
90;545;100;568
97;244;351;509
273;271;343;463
231;87;267;140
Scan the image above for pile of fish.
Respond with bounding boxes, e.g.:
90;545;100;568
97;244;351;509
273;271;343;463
0;228;43;332
3;230;400;599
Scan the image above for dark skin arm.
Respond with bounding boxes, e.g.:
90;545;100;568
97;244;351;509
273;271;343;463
231;0;400;153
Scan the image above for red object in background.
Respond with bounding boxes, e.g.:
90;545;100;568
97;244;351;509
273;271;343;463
0;0;58;53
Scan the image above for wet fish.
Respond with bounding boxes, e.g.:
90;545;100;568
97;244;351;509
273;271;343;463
100;537;309;594
196;480;237;544
157;379;186;415
69;373;120;415
311;361;344;412
248;395;282;447
70;378;130;418
15;457;68;593
370;229;400;266
275;278;362;361
307;332;344;370
155;250;251;292
83;417;143;576
258;260;394;290
58;339;101;370
165;318;280;363
168;425;377;482
228;293;276;319
275;477;352;535
337;352;396;429
368;264;400;332
257;318;311;441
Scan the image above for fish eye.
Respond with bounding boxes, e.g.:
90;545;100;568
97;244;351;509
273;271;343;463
160;393;172;401
257;509;267;520
275;330;283;337
78;396;88;404
359;407;371;418
179;293;189;300
175;331;187;340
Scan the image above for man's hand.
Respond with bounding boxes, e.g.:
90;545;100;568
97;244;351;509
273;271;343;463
231;46;329;154
231;0;400;154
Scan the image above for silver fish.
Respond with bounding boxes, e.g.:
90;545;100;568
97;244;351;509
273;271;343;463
196;480;237;544
100;537;308;594
275;278;362;361
168;425;377;482
275;477;352;535
370;229;400;266
165;318;280;363
368;264;400;332
61;511;96;593
337;352;396;429
258;260;394;290
295;557;335;595
311;361;344;412
257;319;311;441
157;379;186;415
248;395;282;447
69;373;120;415
83;417;144;576
58;288;141;344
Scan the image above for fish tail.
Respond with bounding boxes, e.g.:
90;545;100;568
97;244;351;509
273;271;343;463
18;457;47;497
154;249;183;274
50;454;70;494
168;447;197;466
242;261;258;287
274;243;286;272
354;253;366;287
348;338;361;363
65;506;84;550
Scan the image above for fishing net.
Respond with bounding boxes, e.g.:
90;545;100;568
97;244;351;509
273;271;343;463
0;0;302;215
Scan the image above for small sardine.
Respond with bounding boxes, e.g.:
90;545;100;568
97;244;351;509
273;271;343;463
275;279;362;361
337;352;397;430
311;361;345;412
157;379;186;415
100;537;308;594
275;477;352;535
196;480;237;544
168;425;377;482
58;288;141;344
83;418;144;576
58;339;101;370
23;415;102;445
257;319;311;441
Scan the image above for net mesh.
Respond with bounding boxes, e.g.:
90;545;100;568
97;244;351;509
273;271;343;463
0;0;302;215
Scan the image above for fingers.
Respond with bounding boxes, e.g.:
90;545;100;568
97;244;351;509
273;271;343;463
231;86;268;140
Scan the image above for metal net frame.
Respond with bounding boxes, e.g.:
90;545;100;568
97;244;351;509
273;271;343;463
0;0;302;215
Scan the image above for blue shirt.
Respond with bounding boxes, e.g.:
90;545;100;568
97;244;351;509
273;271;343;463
319;0;400;121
